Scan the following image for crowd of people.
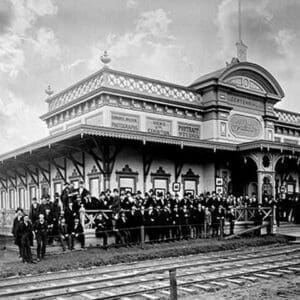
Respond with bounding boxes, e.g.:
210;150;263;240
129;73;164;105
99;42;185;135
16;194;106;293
11;180;298;264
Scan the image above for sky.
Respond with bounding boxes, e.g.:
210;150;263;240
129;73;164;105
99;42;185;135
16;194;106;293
0;0;300;154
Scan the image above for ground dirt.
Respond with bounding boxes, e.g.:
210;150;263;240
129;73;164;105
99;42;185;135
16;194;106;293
185;275;300;300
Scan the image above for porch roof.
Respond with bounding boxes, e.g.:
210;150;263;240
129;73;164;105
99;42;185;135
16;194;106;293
0;125;236;167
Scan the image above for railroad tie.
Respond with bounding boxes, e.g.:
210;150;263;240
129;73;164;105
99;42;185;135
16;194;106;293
239;276;258;282
81;293;97;299
288;267;300;273
278;269;294;274
193;284;214;292
141;293;160;300
160;290;170;296
178;286;197;294
225;278;245;285
253;273;271;279
210;281;228;288
264;271;283;277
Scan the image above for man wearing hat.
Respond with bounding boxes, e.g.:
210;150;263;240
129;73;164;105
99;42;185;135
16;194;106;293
61;182;70;208
29;197;41;224
12;208;24;258
77;180;90;204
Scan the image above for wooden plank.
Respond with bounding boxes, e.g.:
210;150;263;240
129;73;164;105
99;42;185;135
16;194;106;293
225;278;244;285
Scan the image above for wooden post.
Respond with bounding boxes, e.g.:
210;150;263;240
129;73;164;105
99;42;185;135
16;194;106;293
204;222;207;239
270;208;274;235
79;206;86;231
140;225;145;249
169;268;177;300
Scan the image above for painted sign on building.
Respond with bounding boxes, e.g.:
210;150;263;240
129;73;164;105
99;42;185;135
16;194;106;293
111;112;140;131
146;118;172;135
178;123;201;139
228;95;264;110
229;114;262;138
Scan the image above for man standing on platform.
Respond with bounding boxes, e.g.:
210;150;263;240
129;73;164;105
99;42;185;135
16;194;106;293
33;214;48;261
12;208;24;258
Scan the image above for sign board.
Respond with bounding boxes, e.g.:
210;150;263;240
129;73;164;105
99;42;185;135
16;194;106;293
146;118;172;136
111;112;140;131
229;114;262;138
178;123;201;139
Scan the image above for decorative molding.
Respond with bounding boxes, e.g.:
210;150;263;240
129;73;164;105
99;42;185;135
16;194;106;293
225;76;266;93
53;171;63;181
116;164;139;176
182;168;199;179
151;166;171;177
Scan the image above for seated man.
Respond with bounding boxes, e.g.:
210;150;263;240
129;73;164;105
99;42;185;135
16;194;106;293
70;218;85;249
58;217;71;251
95;213;108;247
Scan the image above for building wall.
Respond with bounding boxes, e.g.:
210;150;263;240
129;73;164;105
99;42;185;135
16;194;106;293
0;145;219;210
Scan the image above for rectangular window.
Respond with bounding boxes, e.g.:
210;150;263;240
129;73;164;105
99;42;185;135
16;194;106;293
119;177;135;193
0;190;6;209
29;186;37;202
184;180;197;196
9;189;15;209
153;179;168;195
54;182;62;195
41;184;49;198
89;177;100;197
19;188;25;209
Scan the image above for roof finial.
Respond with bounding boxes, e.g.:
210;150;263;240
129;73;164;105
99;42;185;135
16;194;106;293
236;0;248;62
100;50;111;68
45;85;54;97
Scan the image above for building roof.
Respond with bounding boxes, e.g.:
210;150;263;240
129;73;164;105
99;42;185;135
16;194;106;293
41;67;202;120
0;125;237;165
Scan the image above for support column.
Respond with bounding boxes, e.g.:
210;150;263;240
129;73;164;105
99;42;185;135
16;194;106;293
257;171;263;204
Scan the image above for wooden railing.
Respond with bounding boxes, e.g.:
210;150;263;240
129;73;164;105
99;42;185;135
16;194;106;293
0;207;274;235
234;207;273;223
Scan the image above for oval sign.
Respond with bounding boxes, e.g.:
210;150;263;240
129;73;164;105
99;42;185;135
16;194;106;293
229;114;262;138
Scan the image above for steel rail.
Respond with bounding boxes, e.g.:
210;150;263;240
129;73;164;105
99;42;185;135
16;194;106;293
1;251;299;299
0;243;298;288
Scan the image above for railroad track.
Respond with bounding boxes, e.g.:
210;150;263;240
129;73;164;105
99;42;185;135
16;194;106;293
0;244;299;299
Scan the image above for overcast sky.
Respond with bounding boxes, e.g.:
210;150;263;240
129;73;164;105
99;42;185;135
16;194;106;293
0;0;300;154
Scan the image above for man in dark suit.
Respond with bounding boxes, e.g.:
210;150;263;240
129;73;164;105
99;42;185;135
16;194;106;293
171;204;181;240
33;214;48;261
17;215;33;263
145;205;157;242
61;182;70;208
64;201;77;234
110;188;121;214
116;212;130;245
127;206;142;243
58;217;71;251
77;180;90;204
12;208;24;258
70;218;85;249
95;213;109;247
29;198;41;224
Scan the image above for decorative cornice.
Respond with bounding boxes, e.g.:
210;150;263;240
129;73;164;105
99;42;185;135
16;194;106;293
43;68;202;118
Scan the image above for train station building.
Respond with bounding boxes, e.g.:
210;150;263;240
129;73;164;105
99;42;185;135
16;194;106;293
0;51;300;216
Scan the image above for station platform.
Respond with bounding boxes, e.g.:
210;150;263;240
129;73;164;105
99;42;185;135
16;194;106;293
276;223;300;242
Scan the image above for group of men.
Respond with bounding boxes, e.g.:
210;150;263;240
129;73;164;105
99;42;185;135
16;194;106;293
12;180;273;262
12;181;89;263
